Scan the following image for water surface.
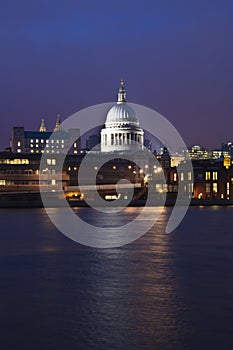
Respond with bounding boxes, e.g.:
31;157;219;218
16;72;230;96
0;206;232;350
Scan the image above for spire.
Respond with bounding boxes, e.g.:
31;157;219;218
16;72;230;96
54;113;61;132
39;117;46;132
117;79;126;104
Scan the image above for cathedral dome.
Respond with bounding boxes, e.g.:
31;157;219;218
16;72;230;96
105;80;139;127
105;103;139;127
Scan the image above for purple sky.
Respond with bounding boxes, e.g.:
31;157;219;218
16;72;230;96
1;0;233;150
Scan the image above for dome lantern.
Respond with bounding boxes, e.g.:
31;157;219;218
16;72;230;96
117;79;126;104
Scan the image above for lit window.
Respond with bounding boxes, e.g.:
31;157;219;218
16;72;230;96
51;179;56;185
51;140;54;144
227;182;230;196
113;166;116;170
188;172;192;181
205;172;211;180
213;172;218;180
30;144;33;148
213;183;218;193
52;159;56;165
74;150;77;154
0;180;6;185
17;141;21;147
30;150;34;153
30;139;34;143
56;140;59;144
36;144;38;148
17;149;21;153
74;143;77;148
41;139;44;143
174;173;177;181
46;140;49;143
36;139;39;143
181;173;184;181
74;167;77;170
61;140;64;143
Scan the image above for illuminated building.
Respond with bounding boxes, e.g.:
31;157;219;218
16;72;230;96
192;158;233;200
101;80;144;153
0;152;69;192
10;115;80;155
187;145;210;160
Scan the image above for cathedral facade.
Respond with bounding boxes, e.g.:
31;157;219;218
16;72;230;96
101;80;144;153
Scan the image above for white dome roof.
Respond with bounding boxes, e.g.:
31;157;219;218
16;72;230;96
105;102;139;127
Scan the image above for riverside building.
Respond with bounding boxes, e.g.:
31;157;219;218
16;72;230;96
10;114;80;155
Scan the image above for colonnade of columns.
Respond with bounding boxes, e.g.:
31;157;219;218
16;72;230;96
102;131;143;146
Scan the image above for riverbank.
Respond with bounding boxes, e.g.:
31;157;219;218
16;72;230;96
0;192;233;208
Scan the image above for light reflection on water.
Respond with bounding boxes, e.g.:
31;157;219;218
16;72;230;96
0;207;232;349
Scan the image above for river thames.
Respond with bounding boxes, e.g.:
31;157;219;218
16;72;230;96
0;206;232;350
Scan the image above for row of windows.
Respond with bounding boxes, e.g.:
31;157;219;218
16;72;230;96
30;139;65;144
0;169;38;175
0;180;39;185
173;172;192;181
0;159;29;165
206;183;218;193
205;171;218;180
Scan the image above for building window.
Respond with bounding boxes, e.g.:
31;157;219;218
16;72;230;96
51;179;56;185
180;173;184;181
213;183;218;193
206;183;211;193
188;172;192;181
174;173;177;182
227;182;230;196
36;139;39;143
17;149;21;153
205;172;211;180
213;172;218;180
47;159;56;165
41;139;44;143
17;141;21;147
0;180;6;185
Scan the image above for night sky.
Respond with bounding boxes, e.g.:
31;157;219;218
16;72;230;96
1;1;233;150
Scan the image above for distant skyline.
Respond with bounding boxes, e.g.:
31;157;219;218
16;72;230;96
1;1;233;150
